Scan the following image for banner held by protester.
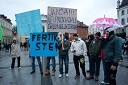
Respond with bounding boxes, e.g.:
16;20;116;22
47;6;77;33
15;9;42;36
30;32;58;57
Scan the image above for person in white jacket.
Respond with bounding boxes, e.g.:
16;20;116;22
70;34;87;79
9;38;21;69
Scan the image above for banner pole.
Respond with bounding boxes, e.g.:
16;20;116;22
42;57;45;76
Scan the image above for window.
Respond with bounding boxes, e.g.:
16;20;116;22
121;10;125;15
122;29;124;33
127;9;128;14
121;18;125;25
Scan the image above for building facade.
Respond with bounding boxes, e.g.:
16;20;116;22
41;14;47;32
0;14;13;42
88;26;103;35
77;21;88;40
117;0;128;37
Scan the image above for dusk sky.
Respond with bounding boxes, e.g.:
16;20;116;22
0;0;122;26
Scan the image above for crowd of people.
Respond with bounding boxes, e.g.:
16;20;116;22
1;27;128;85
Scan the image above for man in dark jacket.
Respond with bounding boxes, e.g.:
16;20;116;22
58;37;70;78
86;35;94;73
101;27;122;85
87;32;101;81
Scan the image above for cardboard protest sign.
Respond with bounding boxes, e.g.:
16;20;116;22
0;22;2;40
15;9;43;36
47;7;77;33
30;32;58;57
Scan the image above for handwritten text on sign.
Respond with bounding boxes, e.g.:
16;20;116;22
47;7;77;33
30;32;58;57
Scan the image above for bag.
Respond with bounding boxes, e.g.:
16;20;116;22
100;49;104;60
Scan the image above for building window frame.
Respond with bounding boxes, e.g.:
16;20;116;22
121;10;125;15
121;18;125;25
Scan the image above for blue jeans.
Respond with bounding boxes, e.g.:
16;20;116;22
59;55;69;74
31;57;42;72
46;57;56;71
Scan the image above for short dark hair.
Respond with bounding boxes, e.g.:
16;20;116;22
73;33;78;37
95;32;101;37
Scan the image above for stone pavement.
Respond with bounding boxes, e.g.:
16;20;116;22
0;50;128;85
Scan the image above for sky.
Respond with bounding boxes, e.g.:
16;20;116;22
0;0;122;26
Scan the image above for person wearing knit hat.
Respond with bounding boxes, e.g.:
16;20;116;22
87;32;101;81
101;27;122;85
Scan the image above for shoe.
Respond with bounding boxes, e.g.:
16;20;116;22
65;73;69;77
18;67;21;69
94;76;99;81
45;70;50;75
101;81;110;84
31;71;35;74
120;60;123;62
52;70;55;76
86;76;94;80
9;67;13;70
74;75;80;79
59;74;63;78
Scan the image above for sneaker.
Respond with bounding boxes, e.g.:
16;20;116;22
18;67;21;69
59;74;63;78
86;76;94;80
45;70;50;75
101;81;110;84
9;67;13;70
30;71;35;74
120;60;123;62
52;71;55;76
74;75;80;79
65;73;69;77
94;76;99;81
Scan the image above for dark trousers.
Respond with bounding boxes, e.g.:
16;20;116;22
90;56;101;77
103;61;118;85
59;55;69;74
31;57;42;72
73;55;86;76
11;57;20;69
46;57;56;71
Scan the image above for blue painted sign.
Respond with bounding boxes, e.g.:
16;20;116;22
30;32;58;57
15;9;43;36
47;7;77;33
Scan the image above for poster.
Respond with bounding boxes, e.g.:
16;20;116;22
15;9;43;36
30;32;58;57
47;7;77;33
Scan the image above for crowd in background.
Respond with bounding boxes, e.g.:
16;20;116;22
0;29;128;85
